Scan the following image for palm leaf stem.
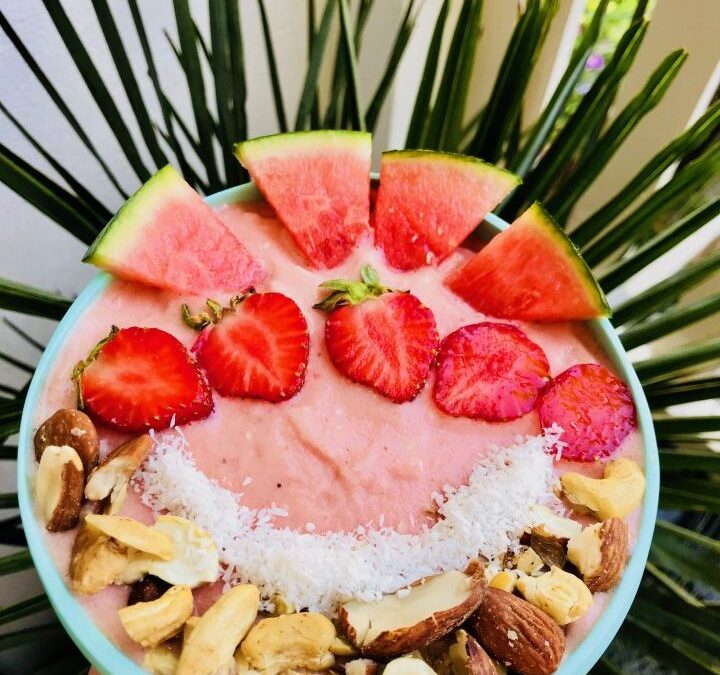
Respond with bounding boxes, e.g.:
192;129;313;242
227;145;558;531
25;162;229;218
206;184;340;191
0;9;127;197
43;0;151;183
0;101;111;222
582;143;720;265
571;99;720;246
0;144;101;244
500;18;649;219
508;0;610;177
257;0;288;133
611;247;720;326
549;49;687;223
600;197;720;292
92;0;167;171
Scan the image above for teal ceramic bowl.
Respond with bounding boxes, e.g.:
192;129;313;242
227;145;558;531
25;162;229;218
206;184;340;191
18;183;659;675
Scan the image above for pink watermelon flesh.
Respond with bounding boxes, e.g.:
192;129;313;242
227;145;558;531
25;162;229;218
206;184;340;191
235;131;371;269
84;165;264;294
446;202;609;321
373;150;520;270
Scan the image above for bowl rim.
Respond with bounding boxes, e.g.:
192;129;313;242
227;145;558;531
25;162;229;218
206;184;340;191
18;182;659;675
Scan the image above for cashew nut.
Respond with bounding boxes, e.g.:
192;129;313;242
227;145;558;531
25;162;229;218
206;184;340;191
118;584;193;647
516;566;592;626
560;458;645;520
240;612;336;674
176;584;259;675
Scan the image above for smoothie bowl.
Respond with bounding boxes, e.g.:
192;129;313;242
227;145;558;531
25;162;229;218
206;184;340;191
18;131;658;675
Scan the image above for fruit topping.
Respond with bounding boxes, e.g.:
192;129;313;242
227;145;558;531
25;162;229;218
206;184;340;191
83;165;264;294
235;131;372;268
433;323;550;421
338;562;487;658
35;445;84;532
515;566;593;626
118;584;194;648
316;265;439;402
84;434;153;514
239;613;337;672
537;363;636;461
567;518;629;592
560;457;646;520
373;150;519;270
446;202;609;321
73;326;213;432
194;292;310;402
176;584;259;675
34;408;99;474
468;588;565;675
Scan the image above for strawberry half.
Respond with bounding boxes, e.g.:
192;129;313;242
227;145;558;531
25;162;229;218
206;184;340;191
74;326;213;432
195;292;310;402
316;265;439;402
433;322;550;421
538;363;636;461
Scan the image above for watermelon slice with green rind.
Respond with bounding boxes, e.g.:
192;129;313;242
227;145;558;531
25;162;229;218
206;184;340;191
446;202;610;321
84;165;264;294
234;131;372;269
373;150;520;270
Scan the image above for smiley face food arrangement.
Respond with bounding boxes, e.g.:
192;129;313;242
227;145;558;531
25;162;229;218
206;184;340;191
32;131;646;675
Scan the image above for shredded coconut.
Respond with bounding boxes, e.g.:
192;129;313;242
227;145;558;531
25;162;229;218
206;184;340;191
135;428;562;613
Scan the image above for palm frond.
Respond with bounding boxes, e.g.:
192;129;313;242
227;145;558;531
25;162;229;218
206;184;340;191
43;0;151;182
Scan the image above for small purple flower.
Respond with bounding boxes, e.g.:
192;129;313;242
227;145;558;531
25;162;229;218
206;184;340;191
586;52;605;70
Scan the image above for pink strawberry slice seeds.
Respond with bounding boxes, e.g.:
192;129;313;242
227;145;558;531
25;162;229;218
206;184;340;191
538;363;637;461
433;322;550;422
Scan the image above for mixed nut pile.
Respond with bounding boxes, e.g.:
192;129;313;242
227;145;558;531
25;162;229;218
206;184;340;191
33;407;645;675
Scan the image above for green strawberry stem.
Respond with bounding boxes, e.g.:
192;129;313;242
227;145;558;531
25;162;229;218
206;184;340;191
71;325;119;408
313;264;391;312
181;293;252;330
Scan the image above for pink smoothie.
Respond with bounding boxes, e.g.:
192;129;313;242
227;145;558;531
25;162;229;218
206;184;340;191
34;199;643;665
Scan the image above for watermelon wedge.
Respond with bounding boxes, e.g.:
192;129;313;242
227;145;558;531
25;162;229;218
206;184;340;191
373;150;520;270
234;131;372;269
84;165;264;294
446;202;610;321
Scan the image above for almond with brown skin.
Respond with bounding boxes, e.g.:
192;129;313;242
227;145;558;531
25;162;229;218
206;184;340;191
468;588;565;675
85;434;152;514
339;562;487;658
35;445;85;532
448;629;497;675
567;518;629;592
34;409;99;473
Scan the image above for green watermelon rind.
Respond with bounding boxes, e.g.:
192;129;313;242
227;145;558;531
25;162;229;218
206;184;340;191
234;130;372;164
381;149;521;191
83;164;184;265
524;201;611;317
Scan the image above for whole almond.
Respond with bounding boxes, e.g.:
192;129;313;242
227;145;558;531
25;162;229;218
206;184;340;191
468;588;565;675
34;409;99;474
568;518;628;593
35;445;85;532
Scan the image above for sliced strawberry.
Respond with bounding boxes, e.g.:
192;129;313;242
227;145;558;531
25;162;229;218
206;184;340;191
317;266;439;402
75;326;213;432
538;363;636;461
433;323;550;421
195;292;309;402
